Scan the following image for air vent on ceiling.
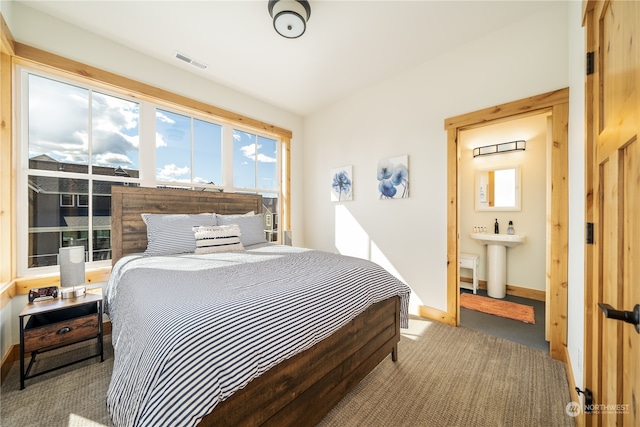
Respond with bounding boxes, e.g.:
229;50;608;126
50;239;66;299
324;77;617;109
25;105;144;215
174;51;208;70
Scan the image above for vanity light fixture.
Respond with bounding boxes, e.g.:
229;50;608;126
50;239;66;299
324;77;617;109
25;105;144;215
473;140;526;158
268;0;311;39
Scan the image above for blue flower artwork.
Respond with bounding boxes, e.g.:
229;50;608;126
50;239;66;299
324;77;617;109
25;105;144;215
377;155;409;199
331;165;353;201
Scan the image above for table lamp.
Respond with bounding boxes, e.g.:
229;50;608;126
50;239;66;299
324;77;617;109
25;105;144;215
59;246;86;298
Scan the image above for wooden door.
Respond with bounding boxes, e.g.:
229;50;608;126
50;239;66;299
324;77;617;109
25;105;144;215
585;1;640;426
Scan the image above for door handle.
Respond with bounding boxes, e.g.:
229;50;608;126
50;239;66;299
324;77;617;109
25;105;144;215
598;303;640;333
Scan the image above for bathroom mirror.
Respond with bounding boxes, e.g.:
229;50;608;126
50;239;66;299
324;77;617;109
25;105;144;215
475;166;521;211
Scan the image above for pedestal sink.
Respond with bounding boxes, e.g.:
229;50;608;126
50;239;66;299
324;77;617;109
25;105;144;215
469;233;525;299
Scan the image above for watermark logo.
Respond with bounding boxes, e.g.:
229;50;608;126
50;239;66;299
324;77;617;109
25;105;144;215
566;401;630;417
566;401;581;417
585;403;630;415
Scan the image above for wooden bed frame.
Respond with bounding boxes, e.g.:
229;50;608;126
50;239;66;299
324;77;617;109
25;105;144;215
110;186;401;426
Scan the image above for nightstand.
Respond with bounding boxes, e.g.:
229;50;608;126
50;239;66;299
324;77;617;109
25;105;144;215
19;288;104;389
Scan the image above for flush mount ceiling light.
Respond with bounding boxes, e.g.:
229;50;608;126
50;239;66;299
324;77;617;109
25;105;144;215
473;140;526;157
268;0;311;39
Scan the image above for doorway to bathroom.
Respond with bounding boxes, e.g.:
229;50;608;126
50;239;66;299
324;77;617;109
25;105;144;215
457;112;549;352
444;89;569;360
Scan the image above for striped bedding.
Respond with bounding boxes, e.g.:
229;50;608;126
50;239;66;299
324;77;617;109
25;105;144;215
104;244;411;427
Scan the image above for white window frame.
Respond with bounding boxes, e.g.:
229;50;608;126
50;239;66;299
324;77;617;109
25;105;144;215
59;194;75;208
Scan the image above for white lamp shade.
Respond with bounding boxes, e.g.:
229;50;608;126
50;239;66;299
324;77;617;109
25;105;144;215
59;246;85;287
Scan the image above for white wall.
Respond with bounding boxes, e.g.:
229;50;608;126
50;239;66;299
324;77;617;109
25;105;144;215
0;0;11;25
303;2;570;313
459;114;548;292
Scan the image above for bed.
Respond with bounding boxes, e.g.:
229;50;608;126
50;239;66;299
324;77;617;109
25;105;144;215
106;186;410;426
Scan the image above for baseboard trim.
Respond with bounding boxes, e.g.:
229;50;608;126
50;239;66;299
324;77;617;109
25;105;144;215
460;277;546;301
418;305;456;326
0;320;112;385
0;344;19;384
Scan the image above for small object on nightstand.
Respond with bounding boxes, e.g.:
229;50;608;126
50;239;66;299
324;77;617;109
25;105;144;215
60;287;75;299
61;285;87;298
28;286;59;302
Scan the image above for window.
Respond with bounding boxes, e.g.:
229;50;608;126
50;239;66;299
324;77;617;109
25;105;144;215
77;194;89;207
59;194;74;207
233;130;280;242
156;109;222;186
21;71;140;272
233;130;277;190
19;68;286;274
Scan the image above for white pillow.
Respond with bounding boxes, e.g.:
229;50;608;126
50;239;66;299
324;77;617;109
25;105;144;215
192;224;244;254
216;213;267;247
141;213;217;256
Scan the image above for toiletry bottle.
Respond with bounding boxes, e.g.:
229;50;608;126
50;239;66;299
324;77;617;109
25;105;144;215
507;221;514;235
494;218;499;234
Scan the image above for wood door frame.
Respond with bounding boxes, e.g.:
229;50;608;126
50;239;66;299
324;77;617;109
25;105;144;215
583;4;597;421
444;88;569;360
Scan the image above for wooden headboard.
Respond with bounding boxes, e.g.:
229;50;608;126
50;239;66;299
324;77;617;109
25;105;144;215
110;186;263;265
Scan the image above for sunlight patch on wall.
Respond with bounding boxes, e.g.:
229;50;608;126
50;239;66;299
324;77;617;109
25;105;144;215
335;205;422;315
371;240;423;312
334;204;369;259
370;241;405;282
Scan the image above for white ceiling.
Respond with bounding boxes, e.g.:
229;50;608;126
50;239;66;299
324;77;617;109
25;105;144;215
17;1;554;116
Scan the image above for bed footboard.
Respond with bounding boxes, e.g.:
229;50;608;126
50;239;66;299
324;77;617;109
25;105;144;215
200;296;401;427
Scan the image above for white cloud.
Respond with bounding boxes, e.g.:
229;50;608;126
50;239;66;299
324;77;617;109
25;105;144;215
156;132;168;148
257;153;276;163
157;163;190;181
156;111;175;124
240;144;276;163
240;144;256;157
94;153;133;166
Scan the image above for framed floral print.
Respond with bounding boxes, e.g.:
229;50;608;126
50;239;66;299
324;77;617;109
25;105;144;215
331;165;353;201
377;155;409;199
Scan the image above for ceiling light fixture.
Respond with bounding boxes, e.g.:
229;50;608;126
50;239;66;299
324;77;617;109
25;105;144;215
268;0;311;39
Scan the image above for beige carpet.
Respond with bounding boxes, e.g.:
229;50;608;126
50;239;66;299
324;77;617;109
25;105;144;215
1;317;574;427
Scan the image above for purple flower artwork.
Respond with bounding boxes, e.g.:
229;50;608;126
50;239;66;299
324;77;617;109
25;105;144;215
331;165;353;201
377;155;409;199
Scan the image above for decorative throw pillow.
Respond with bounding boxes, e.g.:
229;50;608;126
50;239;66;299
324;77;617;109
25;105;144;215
216;213;267;247
193;224;244;254
141;213;217;256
